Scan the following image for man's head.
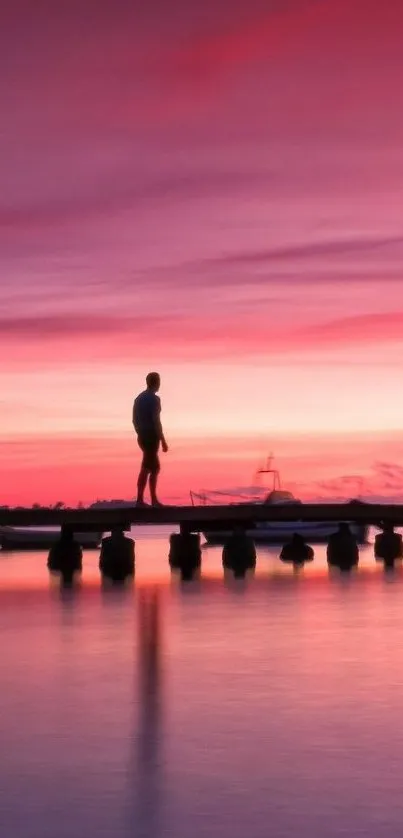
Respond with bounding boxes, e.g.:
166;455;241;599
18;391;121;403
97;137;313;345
146;371;160;392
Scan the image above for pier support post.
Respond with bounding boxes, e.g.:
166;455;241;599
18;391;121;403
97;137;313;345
47;525;83;581
327;523;359;571
99;528;135;582
169;532;201;577
279;535;314;565
374;524;402;569
222;530;256;578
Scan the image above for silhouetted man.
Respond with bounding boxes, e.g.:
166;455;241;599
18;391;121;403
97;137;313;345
133;372;168;506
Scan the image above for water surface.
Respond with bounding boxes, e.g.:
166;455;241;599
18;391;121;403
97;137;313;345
1;529;403;837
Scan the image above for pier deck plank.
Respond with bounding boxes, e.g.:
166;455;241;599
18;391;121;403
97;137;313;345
0;502;401;531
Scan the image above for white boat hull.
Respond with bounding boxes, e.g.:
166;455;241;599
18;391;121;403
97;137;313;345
204;521;368;545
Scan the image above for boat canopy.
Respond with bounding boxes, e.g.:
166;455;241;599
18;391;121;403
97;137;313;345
263;490;301;505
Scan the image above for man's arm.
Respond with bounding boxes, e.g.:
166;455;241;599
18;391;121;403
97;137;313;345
154;398;168;452
132;399;138;433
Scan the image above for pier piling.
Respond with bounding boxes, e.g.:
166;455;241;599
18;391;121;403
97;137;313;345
169;532;201;575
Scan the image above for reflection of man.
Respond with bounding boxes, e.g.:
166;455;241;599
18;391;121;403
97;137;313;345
132;372;168;507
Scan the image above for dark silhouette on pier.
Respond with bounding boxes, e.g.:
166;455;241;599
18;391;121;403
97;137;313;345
327;522;359;571
132;372;168;507
280;533;314;564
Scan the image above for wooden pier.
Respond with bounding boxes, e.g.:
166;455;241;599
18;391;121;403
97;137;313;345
0;501;402;532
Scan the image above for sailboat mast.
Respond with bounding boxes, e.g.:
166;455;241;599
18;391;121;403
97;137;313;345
256;453;281;490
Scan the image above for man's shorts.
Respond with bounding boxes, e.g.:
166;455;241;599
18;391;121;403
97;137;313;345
138;435;160;473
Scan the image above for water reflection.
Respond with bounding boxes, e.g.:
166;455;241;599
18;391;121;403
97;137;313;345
48;568;83;599
3;537;403;837
328;565;359;580
129;587;163;838
100;575;135;592
223;567;255;589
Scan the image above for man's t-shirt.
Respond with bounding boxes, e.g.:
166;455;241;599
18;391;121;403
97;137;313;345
133;389;161;439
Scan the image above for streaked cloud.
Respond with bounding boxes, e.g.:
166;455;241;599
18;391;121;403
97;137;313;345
206;236;403;268
2;309;403;368
1;0;403;501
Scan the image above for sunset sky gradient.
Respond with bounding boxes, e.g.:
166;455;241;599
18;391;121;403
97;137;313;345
2;0;403;504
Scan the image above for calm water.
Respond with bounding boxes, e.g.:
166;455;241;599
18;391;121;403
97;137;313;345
1;528;403;837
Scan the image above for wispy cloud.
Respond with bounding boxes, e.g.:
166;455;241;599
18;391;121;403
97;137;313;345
1;169;273;231
2;309;403;366
308;461;403;501
206;235;403;268
0;314;162;339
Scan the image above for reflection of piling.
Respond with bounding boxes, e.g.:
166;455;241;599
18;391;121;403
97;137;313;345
223;567;255;585
171;565;202;583
180;566;201;582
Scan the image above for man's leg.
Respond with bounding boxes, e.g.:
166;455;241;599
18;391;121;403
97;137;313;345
137;438;149;504
149;470;159;505
137;466;149;504
149;450;161;506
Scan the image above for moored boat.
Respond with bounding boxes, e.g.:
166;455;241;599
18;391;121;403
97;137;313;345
0;527;101;551
191;457;369;545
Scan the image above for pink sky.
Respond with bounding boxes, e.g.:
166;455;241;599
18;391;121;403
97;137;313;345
1;0;403;504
